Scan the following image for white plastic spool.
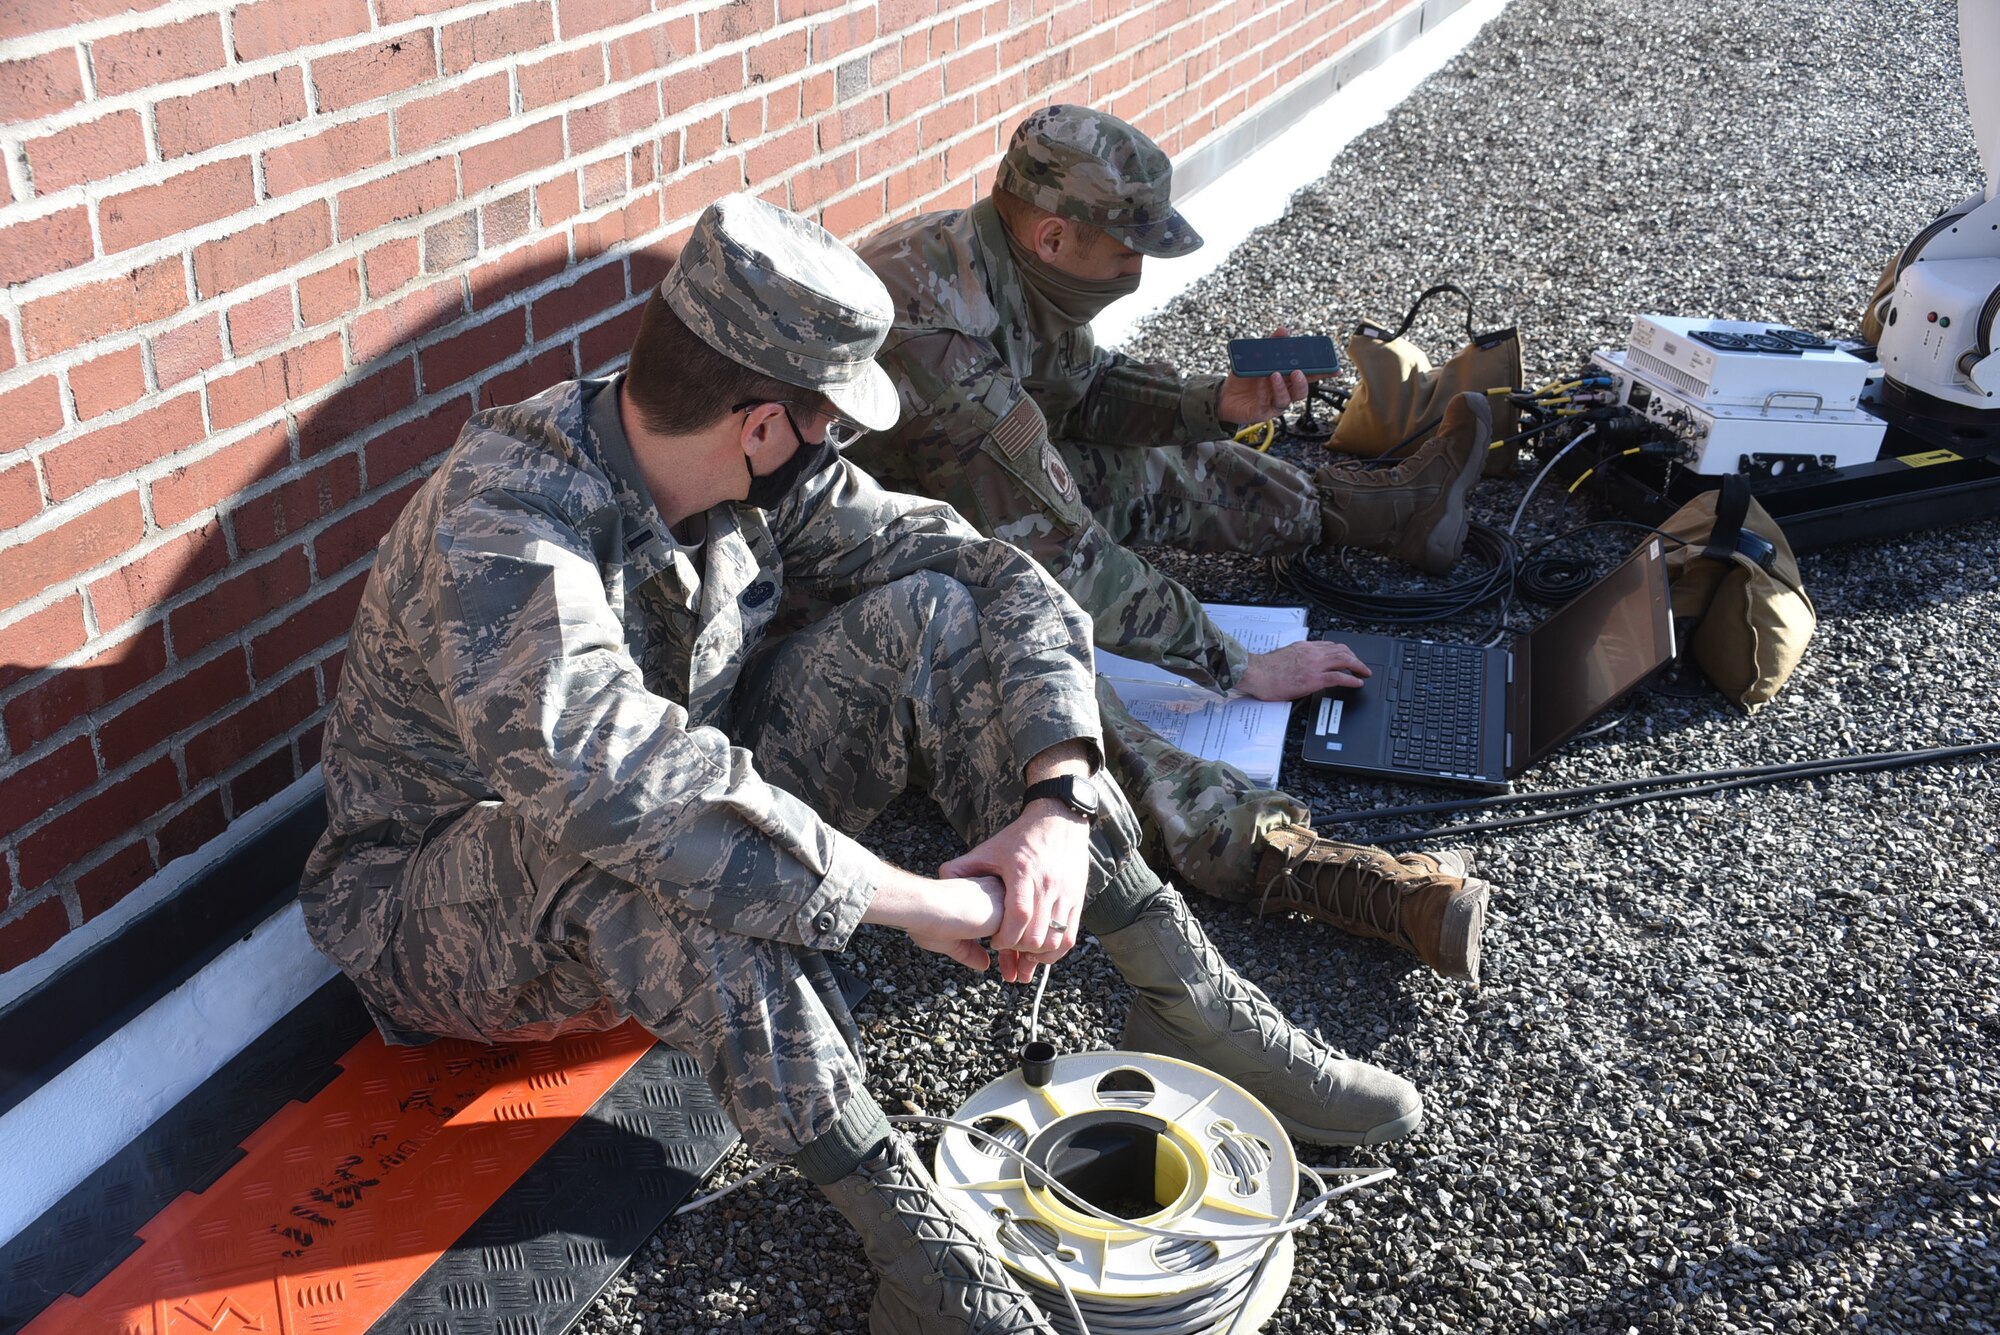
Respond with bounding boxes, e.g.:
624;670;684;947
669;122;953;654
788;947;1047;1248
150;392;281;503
932;1049;1299;1332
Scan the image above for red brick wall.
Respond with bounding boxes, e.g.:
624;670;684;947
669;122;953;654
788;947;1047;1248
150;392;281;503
0;0;1418;969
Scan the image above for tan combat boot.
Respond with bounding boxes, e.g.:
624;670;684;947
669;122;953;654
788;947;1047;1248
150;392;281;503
1097;884;1423;1146
817;1131;1056;1335
1255;825;1491;984
1316;390;1492;574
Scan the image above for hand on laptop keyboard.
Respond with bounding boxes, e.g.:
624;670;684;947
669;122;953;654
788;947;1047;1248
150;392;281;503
1237;638;1373;701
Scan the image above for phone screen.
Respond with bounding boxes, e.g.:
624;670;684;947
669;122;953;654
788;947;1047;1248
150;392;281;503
1228;336;1341;377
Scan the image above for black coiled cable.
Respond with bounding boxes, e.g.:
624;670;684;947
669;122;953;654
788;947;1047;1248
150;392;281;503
1269;520;1520;624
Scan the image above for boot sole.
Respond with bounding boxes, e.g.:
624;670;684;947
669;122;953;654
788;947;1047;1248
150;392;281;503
1442;877;1491;986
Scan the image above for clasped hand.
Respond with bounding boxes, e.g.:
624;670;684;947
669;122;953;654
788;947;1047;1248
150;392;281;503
937;801;1093;984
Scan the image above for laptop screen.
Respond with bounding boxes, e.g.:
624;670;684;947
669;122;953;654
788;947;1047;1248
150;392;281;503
1525;540;1675;763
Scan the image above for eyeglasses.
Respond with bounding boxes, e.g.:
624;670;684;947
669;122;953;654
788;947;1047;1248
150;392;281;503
730;400;866;450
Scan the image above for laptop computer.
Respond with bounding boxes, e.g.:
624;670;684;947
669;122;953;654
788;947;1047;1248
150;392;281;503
1299;539;1677;790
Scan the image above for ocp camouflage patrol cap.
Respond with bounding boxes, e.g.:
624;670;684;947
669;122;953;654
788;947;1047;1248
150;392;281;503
994;105;1203;259
661;193;900;430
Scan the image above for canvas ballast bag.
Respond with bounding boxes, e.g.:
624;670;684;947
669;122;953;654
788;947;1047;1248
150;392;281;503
1330;284;1523;474
1656;476;1815;715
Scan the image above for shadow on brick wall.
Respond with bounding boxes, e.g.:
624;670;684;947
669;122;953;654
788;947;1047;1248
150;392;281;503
0;231;688;967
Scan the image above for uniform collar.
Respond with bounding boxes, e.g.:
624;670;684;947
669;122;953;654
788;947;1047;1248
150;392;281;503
583;376;697;599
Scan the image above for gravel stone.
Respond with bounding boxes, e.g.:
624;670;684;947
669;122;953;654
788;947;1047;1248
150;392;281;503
579;0;1999;1330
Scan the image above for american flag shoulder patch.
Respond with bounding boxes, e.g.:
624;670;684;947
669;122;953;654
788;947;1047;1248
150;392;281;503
989;396;1044;460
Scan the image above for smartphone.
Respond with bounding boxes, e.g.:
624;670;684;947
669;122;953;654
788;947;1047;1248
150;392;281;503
1227;335;1341;378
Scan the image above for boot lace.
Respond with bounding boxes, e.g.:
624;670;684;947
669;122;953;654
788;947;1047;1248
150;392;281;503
863;1153;1048;1335
1162;893;1349;1097
1255;834;1407;942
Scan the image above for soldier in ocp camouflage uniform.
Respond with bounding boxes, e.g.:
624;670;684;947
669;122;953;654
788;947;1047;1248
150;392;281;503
301;193;1424;1335
852;106;1498;984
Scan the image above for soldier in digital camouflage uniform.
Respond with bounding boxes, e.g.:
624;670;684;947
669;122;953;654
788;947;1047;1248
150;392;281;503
301;193;1424;1335
852;106;1497;984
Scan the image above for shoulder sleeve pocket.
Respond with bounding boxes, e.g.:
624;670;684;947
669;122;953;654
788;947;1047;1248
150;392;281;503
971;393;1090;534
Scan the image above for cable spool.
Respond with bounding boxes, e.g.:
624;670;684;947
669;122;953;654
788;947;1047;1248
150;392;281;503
932;1049;1299;1334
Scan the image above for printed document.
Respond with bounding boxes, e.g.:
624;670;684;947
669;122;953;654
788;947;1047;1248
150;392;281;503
1094;604;1308;787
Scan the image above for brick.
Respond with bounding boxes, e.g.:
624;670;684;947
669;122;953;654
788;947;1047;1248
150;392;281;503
350;279;462;365
70;345;148;421
469;233;567;310
4;622;167;754
420;306;524;393
184;665;318;783
207;335;343;430
311;36;439;113
0;208;92;287
462;118;566;195
22;112;147;196
395;73;510;155
630;137;661;187
577;300;644;374
745;29;807;82
574;195;652;260
151;421;289;529
17;756;182;890
43;393;206;503
298;357;416;457
747;125;814;186
263;116;392;199
92;16;227;97
377;0;469;20
682;114;724;164
699;0;763;47
100;157;255;255
821;184;882;241
480;190;533;249
225;286;295;355
152;313;225;388
156;70;308;161
298;260;361;328
85;516;227;634
191;202;332;300
0;459;42;529
252;566;368;677
726;100;762;144
362;394;468;482
559;0;647;38
0;49;85;123
569;83;660;156
76;840;157;922
337;158;457;240
0;314;13;373
581;155;625;208
662;53;742;114
363;236;420;299
0;598;87;693
663;157;744;224
607;17;694;79
0;376;65;452
441;1;554;75
519;48;605;117
170;544;311;658
532;263;625;345
96;645;244;771
0;897;70;972
0;737;98;823
155;792;226;864
0;0;172;44
535;172;581;227
228;745;299;816
314;478;420;574
233;0;371;60
478;343;572;409
230;451;360;551
422;211;479;272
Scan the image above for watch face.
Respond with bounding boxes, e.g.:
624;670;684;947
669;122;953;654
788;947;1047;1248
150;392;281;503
1070;775;1101;815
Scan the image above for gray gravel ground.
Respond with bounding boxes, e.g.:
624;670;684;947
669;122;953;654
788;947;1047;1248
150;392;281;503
581;0;2000;1330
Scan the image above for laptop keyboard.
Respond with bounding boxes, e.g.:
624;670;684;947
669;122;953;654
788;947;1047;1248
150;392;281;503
1386;642;1485;774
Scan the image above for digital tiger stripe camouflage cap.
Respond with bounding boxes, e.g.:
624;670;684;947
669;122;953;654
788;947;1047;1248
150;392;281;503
661;193;901;431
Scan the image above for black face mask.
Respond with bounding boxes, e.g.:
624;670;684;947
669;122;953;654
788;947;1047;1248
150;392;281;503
743;407;840;509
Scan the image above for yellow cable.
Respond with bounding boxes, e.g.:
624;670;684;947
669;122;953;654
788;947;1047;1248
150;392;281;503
1233;419;1276;451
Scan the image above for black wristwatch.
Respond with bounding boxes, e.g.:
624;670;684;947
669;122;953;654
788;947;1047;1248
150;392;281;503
1022;774;1101;822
